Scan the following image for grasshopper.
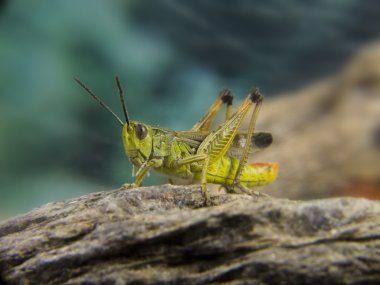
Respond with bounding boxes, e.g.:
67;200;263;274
75;77;278;204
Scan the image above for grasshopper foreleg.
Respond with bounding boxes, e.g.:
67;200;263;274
122;158;163;189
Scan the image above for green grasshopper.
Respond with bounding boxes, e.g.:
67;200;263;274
75;77;278;204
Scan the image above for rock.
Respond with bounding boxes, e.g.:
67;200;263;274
1;185;380;284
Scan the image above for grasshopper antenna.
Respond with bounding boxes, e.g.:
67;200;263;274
74;77;124;126
115;76;130;126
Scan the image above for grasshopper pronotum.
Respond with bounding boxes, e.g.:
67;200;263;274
75;77;278;205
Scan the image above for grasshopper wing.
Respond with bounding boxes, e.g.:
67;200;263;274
226;132;273;159
175;130;273;158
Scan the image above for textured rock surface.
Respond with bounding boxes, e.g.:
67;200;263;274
1;185;380;284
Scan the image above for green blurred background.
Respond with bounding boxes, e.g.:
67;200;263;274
1;0;379;217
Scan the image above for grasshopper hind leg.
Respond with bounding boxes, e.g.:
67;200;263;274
231;89;270;198
234;184;270;198
192;88;233;131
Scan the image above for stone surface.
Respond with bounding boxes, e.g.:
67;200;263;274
1;184;380;284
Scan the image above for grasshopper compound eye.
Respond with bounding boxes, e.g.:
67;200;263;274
136;124;148;140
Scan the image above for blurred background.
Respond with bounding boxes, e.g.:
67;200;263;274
0;0;379;218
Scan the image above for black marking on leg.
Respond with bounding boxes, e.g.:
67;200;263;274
252;132;273;148
220;88;233;105
249;88;263;103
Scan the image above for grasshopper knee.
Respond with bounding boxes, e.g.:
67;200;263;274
221;88;233;106
249;88;263;103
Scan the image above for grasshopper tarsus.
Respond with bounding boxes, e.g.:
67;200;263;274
202;189;213;207
121;183;138;190
235;183;271;199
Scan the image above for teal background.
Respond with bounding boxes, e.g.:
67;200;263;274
1;0;379;217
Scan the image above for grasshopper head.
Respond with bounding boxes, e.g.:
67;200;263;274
122;121;153;164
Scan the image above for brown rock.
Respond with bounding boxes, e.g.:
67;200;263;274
1;185;380;284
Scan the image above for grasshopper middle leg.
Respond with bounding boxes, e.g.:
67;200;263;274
122;158;163;189
174;154;210;203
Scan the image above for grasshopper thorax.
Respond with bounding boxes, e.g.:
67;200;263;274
122;121;153;166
